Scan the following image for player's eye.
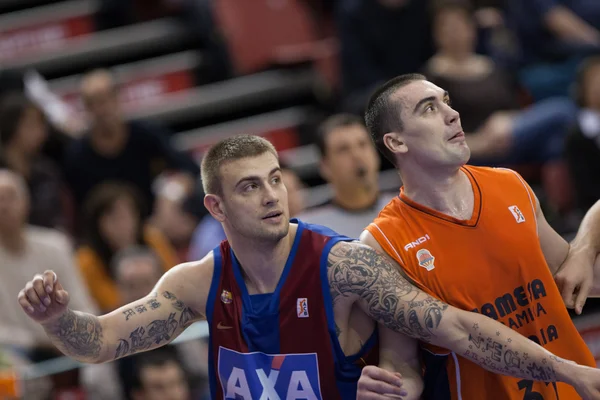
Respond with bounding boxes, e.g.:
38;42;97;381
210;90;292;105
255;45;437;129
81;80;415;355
244;183;258;192
425;103;435;112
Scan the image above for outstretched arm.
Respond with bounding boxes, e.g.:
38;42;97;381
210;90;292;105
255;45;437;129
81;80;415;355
327;241;590;388
18;260;210;364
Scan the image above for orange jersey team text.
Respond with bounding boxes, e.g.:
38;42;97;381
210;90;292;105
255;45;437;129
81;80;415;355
367;165;595;400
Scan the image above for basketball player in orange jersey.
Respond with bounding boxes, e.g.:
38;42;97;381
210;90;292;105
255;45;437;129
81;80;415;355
16;135;600;399
359;73;599;399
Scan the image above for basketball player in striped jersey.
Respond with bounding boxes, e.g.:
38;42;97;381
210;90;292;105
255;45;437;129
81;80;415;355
360;73;599;399
17;135;600;399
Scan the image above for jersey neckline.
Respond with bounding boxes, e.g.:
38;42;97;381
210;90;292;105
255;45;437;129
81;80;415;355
397;166;482;227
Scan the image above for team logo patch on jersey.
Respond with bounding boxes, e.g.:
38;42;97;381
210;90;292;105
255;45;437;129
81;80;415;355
297;298;309;318
221;290;233;304
417;249;435;271
217;347;323;399
508;205;526;223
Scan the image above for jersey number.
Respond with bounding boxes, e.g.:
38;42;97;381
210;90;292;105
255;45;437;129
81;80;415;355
517;379;560;400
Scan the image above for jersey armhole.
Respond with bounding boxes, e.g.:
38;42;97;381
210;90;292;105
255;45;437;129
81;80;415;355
366;223;422;288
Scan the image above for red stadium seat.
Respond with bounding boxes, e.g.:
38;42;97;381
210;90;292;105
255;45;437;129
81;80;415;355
214;0;339;87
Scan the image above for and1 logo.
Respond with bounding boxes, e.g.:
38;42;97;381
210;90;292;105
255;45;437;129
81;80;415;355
218;347;322;399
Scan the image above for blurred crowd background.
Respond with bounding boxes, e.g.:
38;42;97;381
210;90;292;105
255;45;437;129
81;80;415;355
1;0;600;398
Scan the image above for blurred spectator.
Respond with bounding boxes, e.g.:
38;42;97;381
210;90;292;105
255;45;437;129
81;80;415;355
0;169;96;350
565;56;600;213
504;0;600;99
127;348;191;400
0;93;72;232
187;166;305;261
76;182;178;312
297;114;396;238
335;0;433;115
63;69;200;221
423;2;577;169
95;0;232;82
150;177;204;262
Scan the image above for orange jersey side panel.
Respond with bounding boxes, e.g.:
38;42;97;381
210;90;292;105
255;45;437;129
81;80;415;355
367;165;595;400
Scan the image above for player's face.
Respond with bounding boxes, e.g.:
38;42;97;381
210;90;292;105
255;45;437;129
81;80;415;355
218;152;289;243
388;80;470;168
321;124;380;192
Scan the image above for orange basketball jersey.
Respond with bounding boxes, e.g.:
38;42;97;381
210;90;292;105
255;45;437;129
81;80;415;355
367;165;595;400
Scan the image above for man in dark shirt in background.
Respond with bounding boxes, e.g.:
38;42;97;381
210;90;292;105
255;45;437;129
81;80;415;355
63;69;200;220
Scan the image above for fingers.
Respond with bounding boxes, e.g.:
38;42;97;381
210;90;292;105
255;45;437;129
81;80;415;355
575;280;593;315
17;289;35;314
42;270;58;294
54;282;69;305
359;366;406;398
560;279;576;309
363;366;403;387
24;277;47;312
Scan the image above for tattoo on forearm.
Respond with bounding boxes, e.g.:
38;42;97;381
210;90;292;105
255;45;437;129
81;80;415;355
462;330;560;382
147;298;161;310
327;242;447;342
48;310;104;361
327;242;563;382
114;291;203;359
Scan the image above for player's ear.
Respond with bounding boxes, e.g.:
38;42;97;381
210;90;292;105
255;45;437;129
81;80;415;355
204;194;226;222
383;132;407;155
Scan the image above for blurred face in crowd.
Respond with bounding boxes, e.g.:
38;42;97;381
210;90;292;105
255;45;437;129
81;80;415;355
206;152;289;244
0;171;28;233
320;123;380;194
281;169;305;217
116;255;161;304
133;361;189;400
384;80;470;170
582;62;600;111
81;71;122;130
10;106;48;156
433;7;476;55
99;196;139;251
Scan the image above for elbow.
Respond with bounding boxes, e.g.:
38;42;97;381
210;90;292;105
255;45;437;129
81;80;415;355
429;308;468;350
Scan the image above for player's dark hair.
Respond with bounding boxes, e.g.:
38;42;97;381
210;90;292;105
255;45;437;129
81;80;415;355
364;73;426;166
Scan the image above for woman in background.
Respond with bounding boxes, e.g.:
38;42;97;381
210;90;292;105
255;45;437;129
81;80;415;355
0;93;72;232
77;182;178;312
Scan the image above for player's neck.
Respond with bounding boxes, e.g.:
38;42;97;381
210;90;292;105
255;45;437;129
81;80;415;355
401;166;471;214
228;224;298;294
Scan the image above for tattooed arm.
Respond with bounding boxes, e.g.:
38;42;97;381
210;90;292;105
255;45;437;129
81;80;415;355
328;241;599;390
17;259;212;364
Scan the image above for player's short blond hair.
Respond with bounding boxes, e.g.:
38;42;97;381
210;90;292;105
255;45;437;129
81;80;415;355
201;135;278;195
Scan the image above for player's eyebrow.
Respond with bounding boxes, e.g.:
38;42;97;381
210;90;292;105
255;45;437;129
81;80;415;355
413;91;449;114
234;167;281;189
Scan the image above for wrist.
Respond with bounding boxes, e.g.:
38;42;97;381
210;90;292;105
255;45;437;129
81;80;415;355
552;356;579;385
40;308;71;329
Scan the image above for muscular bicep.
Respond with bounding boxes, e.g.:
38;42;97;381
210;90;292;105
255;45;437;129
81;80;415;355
534;195;570;275
99;263;208;361
328;241;449;343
